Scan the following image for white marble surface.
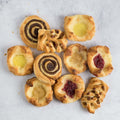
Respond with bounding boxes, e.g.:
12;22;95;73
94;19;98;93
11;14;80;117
0;0;120;120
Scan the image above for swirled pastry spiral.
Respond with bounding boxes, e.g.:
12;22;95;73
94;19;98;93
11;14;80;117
20;15;50;48
25;77;53;107
37;29;68;53
81;77;109;113
64;15;95;41
34;53;62;85
7;45;34;76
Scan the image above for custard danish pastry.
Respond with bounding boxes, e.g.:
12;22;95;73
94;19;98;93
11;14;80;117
25;77;53;107
7;45;34;76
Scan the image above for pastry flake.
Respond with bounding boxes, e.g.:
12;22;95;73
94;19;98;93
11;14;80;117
87;46;113;77
20;15;50;48
7;45;34;76
81;77;109;113
37;29;68;53
64;15;95;41
25;77;53;107
54;74;85;103
63;44;87;74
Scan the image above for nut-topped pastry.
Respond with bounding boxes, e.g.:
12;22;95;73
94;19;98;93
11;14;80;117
64;15;95;41
25;77;53;107
81;77;109;113
34;53;62;85
7;45;34;76
87;46;113;77
54;74;85;103
37;29;68;53
63;44;87;74
20;15;50;48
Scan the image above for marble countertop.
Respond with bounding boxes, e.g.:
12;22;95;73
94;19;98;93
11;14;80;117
0;0;120;120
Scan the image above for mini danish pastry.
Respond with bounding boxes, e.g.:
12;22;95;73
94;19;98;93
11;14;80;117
63;44;87;74
34;53;62;85
20;15;50;48
81;77;109;113
7;45;34;76
25;77;53;107
54;74;85;103
87;46;113;77
64;15;95;41
37;29;68;53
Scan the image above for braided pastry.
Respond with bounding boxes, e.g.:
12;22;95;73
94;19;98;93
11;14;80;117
37;29;68;53
34;53;62;85
20;15;50;48
81;77;109;113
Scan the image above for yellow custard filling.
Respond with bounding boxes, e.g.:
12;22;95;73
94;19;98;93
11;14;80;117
73;23;88;37
33;84;46;99
13;55;26;67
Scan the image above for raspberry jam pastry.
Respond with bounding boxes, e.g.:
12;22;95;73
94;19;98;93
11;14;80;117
87;46;113;77
54;74;85;103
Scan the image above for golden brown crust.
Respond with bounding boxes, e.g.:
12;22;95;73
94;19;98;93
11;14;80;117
63;44;87;74
34;53;62;85
7;45;34;76
37;29;68;53
64;15;95;41
81;77;109;113
54;74;85;103
87;46;113;77
20;15;50;48
25;77;53;107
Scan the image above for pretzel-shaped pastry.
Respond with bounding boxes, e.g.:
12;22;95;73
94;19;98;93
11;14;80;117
37;29;68;53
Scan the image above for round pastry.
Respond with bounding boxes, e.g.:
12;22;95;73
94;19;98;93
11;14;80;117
64;15;95;41
37;29;68;53
7;45;34;76
54;74;85;103
87;46;113;77
63;44;87;74
25;77;53;107
20;15;50;48
34;53;62;85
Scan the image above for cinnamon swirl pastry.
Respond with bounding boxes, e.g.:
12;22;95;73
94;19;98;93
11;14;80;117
37;29;68;53
20;15;50;48
34;53;62;85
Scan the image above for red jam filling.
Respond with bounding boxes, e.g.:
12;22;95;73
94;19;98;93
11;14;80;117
62;80;77;98
93;54;104;69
